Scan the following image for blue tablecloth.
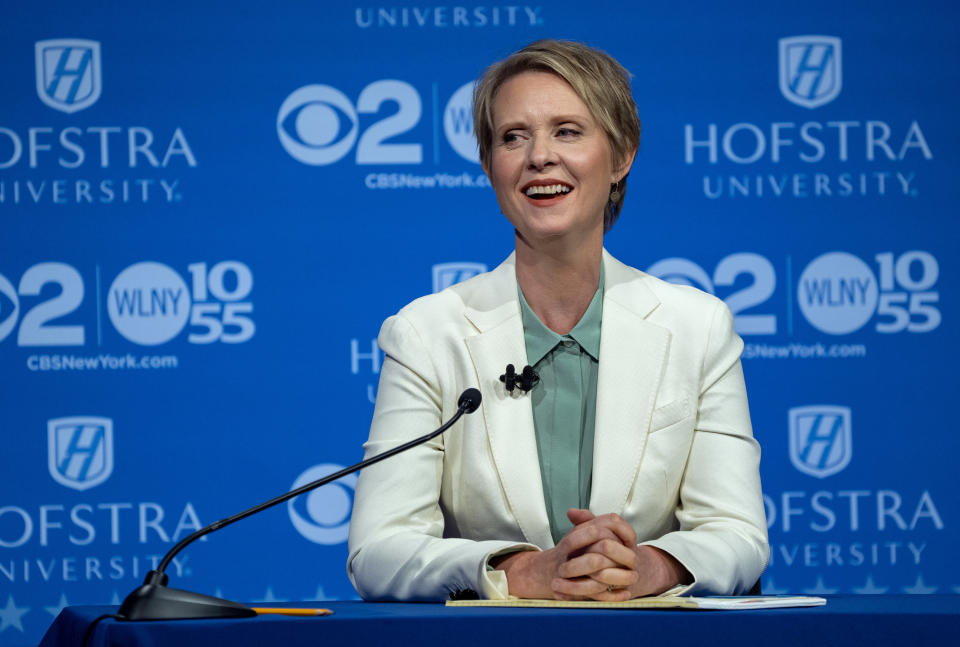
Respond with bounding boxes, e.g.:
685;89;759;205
41;597;960;647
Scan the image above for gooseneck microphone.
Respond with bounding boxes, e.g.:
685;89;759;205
117;387;482;621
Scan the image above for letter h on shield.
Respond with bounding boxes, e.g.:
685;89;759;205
35;39;103;113
47;416;114;490
48;48;92;102
791;45;833;98
788;405;852;478
778;36;842;109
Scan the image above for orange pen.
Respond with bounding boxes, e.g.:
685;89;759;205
252;607;333;617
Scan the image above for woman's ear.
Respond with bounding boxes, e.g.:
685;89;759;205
613;148;637;183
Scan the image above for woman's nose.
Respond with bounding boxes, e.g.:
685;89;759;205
526;135;556;170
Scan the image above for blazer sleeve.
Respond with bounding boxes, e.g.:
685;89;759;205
642;299;770;594
346;313;536;600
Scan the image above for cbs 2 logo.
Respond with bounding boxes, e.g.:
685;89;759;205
0;261;255;346
276;80;478;166
646;253;777;335
0;263;86;346
277;81;424;166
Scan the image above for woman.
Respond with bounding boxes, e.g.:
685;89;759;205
347;40;768;601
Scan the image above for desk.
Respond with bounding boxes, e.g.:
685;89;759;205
41;597;960;647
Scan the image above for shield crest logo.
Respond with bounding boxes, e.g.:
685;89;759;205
788;405;851;478
779;35;842;109
35;39;102;113
47;416;114;490
432;262;488;293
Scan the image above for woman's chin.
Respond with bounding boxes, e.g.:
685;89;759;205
514;221;601;247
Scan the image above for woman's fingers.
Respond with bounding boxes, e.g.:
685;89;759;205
553;511;645;601
557;551;618;578
589;513;638;547
560;512;638;555
565;508;595;526
551;574;636;601
557;558;640;587
566;510;637;547
560;539;637;576
588;567;640;588
582;537;638;569
559;521;620;555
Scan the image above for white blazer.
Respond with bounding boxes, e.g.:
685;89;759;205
347;250;769;600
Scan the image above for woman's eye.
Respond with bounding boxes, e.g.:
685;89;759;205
557;127;581;137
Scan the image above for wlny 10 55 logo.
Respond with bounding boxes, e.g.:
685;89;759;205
646;249;941;338
0;261;255;349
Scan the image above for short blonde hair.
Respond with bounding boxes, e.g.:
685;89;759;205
473;40;641;232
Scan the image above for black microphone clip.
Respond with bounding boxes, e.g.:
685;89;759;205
518;365;540;392
500;363;539;393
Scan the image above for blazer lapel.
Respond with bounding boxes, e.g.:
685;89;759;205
590;251;671;515
459;256;553;548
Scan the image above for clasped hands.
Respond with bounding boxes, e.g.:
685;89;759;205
493;508;690;601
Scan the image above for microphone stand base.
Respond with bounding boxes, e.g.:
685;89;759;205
119;572;256;620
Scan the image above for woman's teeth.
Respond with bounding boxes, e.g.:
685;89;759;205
525;184;572;197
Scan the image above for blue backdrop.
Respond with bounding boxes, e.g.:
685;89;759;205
2;1;957;645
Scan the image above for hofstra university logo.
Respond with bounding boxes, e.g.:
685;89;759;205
35;39;102;113
778;35;842;109
788;405;851;478
47;416;114;490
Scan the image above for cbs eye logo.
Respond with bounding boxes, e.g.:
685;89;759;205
277;80;478;166
287;463;357;545
277;85;360;165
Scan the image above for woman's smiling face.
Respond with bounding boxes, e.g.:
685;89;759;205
485;71;623;245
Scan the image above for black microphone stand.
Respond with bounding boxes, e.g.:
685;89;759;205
117;388;482;621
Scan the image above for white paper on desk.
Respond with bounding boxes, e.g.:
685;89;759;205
687;596;826;610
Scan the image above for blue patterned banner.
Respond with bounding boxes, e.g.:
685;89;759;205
1;1;957;644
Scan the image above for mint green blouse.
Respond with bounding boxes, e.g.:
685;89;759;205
517;269;603;545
